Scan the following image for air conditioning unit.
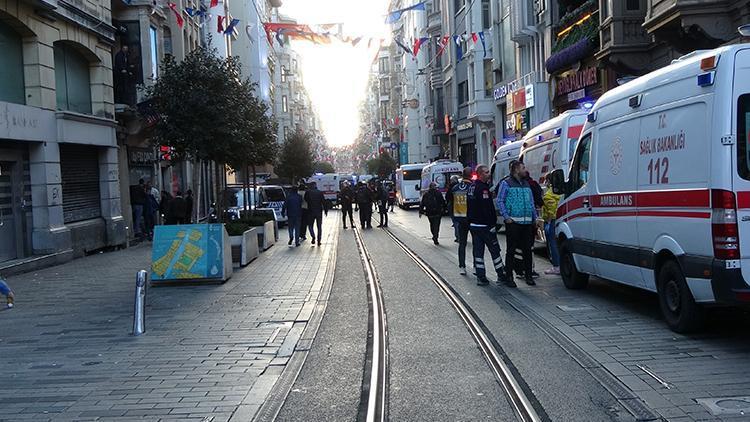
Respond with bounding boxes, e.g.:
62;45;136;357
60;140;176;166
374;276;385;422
510;0;536;42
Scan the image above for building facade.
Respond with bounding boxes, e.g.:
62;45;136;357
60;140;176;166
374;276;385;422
0;0;126;266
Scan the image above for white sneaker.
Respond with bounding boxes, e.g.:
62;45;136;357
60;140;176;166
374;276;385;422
459;267;467;275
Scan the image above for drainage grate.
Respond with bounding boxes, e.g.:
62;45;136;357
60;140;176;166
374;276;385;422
697;396;750;416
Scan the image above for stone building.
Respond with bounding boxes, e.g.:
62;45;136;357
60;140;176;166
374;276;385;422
0;0;126;269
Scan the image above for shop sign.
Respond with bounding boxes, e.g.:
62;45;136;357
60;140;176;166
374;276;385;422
556;66;598;98
567;88;586;102
493;85;508;101
457;121;473;132
128;147;156;166
506;84;535;114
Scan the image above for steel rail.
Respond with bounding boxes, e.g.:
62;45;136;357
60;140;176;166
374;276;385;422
353;227;389;422
383;228;542;422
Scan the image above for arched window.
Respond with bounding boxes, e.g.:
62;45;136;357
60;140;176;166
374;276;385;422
0;21;25;104
54;43;92;114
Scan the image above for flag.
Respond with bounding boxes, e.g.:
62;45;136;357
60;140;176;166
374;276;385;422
351;37;363;46
218;15;224;33
385;1;426;24
224;18;240;35
185;7;195;16
478;31;487;58
453;35;463;62
436;35;449;57
472;32;478;43
275;28;285;46
394;38;413;56
167;3;183;28
413;37;428;55
210;0;218;7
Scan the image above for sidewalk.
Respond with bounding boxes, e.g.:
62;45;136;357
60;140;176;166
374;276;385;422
0;217;338;421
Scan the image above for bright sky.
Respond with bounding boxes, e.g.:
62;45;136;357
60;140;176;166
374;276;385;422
278;0;391;147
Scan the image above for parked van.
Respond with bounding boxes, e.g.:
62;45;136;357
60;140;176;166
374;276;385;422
519;109;587;185
420;159;463;198
257;185;287;225
307;173;340;207
395;163;427;208
491;141;523;191
550;44;750;333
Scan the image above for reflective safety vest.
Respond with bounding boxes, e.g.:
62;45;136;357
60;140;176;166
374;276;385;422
451;181;470;218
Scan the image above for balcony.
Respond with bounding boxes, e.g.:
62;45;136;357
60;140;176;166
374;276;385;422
546;2;599;74
430;67;443;90
467;98;495;122
643;0;738;52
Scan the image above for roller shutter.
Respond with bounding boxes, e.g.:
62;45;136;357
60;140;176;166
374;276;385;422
60;144;101;223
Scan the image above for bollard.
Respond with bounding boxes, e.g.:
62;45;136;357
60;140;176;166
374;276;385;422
132;270;148;336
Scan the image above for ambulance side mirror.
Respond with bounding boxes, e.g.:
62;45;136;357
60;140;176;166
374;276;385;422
549;169;566;195
415;184;421;191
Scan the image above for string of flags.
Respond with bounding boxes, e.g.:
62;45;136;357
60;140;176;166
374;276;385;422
385;1;426;24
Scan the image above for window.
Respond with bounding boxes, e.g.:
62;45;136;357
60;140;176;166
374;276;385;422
163;27;173;56
626;0;640;11
282;95;288;113
0;22;25;104
570;133;592;192
281;66;287;83
149;26;159;78
379;57;389;73
402;170;421;180
380;78;390;96
738;94;750;180
483;59;493;97
458;81;469;104
454;0;462;13
54;43;92;114
482;0;491;29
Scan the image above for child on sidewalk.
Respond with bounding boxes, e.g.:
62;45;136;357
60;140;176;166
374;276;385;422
0;277;15;308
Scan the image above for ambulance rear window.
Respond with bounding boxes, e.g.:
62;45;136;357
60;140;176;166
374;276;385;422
402;170;421;180
739;94;750;180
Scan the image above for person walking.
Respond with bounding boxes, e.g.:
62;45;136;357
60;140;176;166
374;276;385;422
420;182;446;245
130;179;147;238
339;181;355;229
356;182;373;229
387;183;396;212
144;181;159;240
446;175;461;242
468;165;510;286
450;168;472;275
542;180;562;275
498;161;540;286
169;191;188;224
305;182;328;245
298;184;309;242
377;181;389;228
282;187;303;247
185;189;194;224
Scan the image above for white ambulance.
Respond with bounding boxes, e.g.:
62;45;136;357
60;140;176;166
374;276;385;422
420;159;464;199
491;141;523;191
519;109;587;185
395;163;427;208
307;173;340;207
549;44;750;333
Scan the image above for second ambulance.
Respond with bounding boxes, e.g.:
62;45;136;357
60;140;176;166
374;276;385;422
550;44;750;333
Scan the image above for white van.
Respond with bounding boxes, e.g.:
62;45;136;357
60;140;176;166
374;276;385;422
307;173;340;206
519;109;587;185
550;44;750;333
491;141;523;191
395;163;427;208
420;159;464;198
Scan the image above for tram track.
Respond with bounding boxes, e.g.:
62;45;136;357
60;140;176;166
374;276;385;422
353;220;545;422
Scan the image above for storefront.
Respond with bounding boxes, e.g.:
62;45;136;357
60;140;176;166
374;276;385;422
456;121;476;167
552;62;603;115
504;84;535;140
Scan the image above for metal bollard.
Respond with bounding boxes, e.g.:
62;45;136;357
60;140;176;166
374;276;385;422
132;270;148;336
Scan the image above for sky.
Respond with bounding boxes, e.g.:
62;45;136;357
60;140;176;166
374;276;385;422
277;0;391;147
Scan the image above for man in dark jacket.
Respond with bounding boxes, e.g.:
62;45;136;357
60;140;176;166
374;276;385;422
450;168;472;275
376;181;389;228
420;182;446;245
304;182;328;245
468;165;511;286
339;181;355;229
282;188;303;246
356;182;373;229
130;179;147;237
169;191;188;224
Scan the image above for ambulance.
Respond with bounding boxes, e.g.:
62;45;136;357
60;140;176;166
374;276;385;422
491;141;523;192
420;159;464;199
395;163;427;208
549;44;750;333
518;109;587;184
307;173;340;207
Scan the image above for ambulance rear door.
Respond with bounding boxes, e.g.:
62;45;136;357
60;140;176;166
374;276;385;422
732;48;750;282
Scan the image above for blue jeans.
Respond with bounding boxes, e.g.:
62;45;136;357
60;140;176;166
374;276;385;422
287;215;302;244
469;226;504;279
545;220;560;267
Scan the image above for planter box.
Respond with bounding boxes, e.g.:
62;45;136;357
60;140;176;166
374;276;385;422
229;228;260;267
255;220;276;251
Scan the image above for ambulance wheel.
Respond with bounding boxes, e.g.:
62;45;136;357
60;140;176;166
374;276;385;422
657;261;704;333
560;242;589;290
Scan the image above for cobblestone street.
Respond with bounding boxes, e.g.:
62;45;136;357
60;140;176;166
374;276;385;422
0;219;337;421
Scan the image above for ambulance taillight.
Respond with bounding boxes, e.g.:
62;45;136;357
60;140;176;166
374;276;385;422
711;189;740;260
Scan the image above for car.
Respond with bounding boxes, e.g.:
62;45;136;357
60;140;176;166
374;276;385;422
550;44;750;333
257;185;288;225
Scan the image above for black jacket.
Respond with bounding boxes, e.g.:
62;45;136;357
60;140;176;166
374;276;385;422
304;189;327;216
420;189;446;217
467;179;496;226
339;186;355;207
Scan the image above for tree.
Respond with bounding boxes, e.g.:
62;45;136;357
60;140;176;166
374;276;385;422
313;161;335;174
276;129;314;183
366;153;397;178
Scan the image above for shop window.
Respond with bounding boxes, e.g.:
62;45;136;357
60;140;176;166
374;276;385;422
60;144;101;223
0;22;25;104
54;43;92;114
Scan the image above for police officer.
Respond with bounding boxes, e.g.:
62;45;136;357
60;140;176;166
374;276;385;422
468;164;512;286
339;181;355;229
